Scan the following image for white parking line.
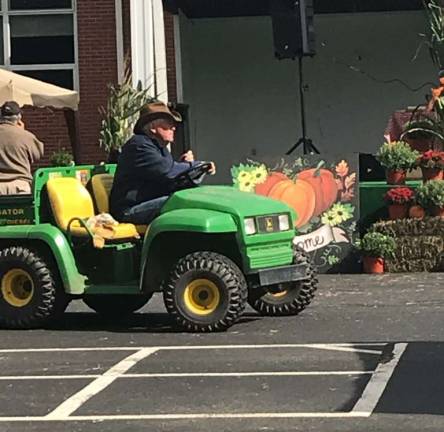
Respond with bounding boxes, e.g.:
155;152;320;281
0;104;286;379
45;348;158;420
352;343;407;414
0;343;392;423
0;370;373;380
0;412;372;422
0;343;384;354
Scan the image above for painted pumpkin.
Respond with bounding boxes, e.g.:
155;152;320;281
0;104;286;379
297;168;338;217
255;172;289;196
268;179;316;228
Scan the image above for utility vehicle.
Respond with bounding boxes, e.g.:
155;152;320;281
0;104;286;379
0;163;317;332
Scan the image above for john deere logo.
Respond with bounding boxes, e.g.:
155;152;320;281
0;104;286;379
265;217;274;232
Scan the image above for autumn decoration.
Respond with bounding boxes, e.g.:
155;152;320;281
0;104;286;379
416;150;444;182
416;179;444;217
358;232;396;274
384;187;415;220
231;158;357;270
376;141;420;185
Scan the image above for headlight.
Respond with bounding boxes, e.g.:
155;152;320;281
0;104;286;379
278;214;290;231
244;217;256;235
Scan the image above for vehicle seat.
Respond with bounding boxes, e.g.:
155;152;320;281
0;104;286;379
46;177;140;241
90;174;148;235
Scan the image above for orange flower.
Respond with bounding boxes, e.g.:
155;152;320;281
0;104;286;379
335;160;349;178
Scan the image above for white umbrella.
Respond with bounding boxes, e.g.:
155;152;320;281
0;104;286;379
0;68;79;110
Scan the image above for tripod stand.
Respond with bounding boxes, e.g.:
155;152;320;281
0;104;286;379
286;56;320;155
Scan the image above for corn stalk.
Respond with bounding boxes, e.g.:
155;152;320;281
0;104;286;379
99;66;157;155
421;0;444;68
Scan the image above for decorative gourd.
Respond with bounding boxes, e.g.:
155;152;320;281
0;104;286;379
297;166;338;217
268;179;316;228
255;172;289;196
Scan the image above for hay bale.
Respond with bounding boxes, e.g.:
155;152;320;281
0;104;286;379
370;217;444;273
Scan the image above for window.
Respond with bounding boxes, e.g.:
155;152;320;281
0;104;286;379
0;0;77;89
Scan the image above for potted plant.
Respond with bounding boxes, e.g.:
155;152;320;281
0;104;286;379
416;150;444;182
49;148;74;167
409;204;426;219
384;187;415;220
358;232;396;274
416;179;444;217
376;141;420;185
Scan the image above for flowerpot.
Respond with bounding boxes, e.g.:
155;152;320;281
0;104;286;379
431;206;444;217
388;203;409;220
421;167;444;182
386;170;406;185
363;256;384;274
409;205;426;219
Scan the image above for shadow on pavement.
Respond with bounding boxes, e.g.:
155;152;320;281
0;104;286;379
46;311;261;333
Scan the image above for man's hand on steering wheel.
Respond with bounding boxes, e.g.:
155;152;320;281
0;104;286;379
173;161;215;188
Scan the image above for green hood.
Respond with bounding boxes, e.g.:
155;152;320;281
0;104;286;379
162;186;295;220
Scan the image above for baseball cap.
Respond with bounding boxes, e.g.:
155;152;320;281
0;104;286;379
1;101;22;117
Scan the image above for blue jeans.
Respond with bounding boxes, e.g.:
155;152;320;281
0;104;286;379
121;196;169;225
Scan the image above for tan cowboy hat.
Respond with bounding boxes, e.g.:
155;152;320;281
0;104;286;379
134;101;182;133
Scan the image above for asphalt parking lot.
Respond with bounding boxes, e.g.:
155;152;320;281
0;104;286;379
0;342;394;421
1;273;444;432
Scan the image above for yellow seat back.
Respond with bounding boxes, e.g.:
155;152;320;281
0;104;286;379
91;174;114;213
90;173;148;235
46;177;95;231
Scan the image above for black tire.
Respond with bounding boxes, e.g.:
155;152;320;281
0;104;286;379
248;247;318;316
163;251;248;332
0;246;67;329
83;294;152;317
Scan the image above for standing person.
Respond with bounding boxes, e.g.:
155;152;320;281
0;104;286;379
110;101;215;225
0;101;44;195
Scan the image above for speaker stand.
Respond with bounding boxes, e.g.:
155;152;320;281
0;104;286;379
286;56;320;155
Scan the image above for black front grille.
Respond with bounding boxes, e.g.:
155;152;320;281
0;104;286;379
256;215;280;234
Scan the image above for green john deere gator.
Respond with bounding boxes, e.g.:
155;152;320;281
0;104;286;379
0;162;317;332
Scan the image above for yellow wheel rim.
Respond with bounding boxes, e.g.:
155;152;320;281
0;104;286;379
183;279;220;316
1;269;34;308
270;290;288;298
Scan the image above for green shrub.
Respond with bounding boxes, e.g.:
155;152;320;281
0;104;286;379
358;232;396;259
416;179;444;208
49;148;74;167
376;141;420;171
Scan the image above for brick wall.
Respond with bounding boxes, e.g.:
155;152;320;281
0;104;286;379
76;0;118;164
24;0;118;167
164;10;177;102
24;0;178;167
22;107;71;169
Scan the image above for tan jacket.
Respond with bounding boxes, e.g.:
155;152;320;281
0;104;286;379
0;122;44;184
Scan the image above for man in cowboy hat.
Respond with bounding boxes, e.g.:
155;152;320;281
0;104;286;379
110;101;215;224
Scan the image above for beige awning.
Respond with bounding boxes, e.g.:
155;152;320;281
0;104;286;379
0;68;79;111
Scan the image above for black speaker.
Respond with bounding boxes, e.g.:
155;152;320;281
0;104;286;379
270;0;315;59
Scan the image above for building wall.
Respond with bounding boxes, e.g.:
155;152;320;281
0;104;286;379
25;0;121;168
179;11;436;182
164;11;178;102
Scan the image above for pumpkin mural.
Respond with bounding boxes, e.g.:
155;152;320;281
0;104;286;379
230;157;358;274
255;172;289;196
297;166;338;217
268;179;316;228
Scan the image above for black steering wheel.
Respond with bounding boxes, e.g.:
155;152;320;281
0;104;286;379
173;161;213;189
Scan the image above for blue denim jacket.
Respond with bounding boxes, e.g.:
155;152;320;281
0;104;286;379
110;133;195;219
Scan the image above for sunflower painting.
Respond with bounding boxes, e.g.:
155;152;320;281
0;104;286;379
230;155;359;273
